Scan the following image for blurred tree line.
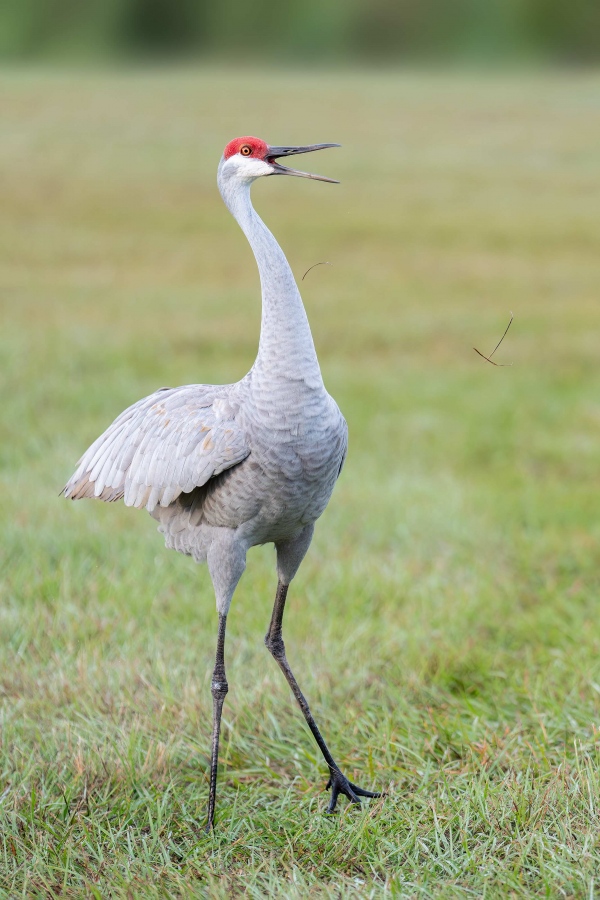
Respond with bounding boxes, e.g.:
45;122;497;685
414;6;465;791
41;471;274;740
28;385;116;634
1;0;599;63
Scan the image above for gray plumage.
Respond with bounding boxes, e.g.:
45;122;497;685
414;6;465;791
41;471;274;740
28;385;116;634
63;147;347;612
63;138;379;828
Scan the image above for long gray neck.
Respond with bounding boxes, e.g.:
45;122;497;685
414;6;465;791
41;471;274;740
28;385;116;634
218;171;324;391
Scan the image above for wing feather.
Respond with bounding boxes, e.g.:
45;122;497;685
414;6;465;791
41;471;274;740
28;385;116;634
63;385;249;512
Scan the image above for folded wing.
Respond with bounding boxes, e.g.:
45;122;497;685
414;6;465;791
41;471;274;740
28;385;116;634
62;385;250;513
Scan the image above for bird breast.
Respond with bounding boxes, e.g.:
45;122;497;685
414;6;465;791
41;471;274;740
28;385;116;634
196;390;346;539
152;378;347;555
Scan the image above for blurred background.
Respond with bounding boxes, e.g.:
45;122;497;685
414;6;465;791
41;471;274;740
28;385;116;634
2;0;600;895
1;0;600;65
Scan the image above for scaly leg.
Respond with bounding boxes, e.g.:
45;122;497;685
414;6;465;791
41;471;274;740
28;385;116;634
205;532;247;830
206;612;228;831
264;580;380;813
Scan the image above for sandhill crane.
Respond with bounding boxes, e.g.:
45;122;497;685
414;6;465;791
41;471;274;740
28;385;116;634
63;136;380;829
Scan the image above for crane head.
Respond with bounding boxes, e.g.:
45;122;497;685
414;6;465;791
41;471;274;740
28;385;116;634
221;136;340;183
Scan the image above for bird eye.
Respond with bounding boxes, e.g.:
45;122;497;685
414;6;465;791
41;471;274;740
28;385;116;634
240;145;252;156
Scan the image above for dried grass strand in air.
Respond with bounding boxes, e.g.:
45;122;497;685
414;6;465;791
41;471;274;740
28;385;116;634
302;262;330;281
474;313;514;367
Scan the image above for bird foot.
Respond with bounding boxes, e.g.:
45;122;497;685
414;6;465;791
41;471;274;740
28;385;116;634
325;767;380;814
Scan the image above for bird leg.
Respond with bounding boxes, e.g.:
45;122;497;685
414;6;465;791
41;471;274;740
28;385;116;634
264;580;380;813
206;612;228;831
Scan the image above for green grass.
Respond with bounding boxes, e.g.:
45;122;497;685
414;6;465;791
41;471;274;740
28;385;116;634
1;66;600;897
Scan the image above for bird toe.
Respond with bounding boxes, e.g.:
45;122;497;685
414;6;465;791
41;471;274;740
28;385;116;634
325;768;378;813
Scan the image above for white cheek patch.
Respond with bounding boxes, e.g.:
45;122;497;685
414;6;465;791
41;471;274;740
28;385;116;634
227;156;272;179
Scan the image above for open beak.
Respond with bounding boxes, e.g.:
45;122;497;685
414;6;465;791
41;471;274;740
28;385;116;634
266;143;340;183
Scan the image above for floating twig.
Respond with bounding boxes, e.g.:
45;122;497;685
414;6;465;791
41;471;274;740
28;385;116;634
302;261;330;281
474;312;513;367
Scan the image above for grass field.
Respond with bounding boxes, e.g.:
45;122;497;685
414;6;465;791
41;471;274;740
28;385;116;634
1;66;600;897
